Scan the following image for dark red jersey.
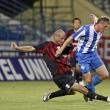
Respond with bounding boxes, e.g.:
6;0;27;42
33;41;71;76
66;29;75;39
65;29;78;57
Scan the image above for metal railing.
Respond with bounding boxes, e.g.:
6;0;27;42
0;0;74;49
0;0;28;17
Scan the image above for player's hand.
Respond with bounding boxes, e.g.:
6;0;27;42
90;13;98;23
10;42;18;49
90;13;96;18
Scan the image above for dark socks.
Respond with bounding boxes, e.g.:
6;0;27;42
86;91;107;101
49;89;68;99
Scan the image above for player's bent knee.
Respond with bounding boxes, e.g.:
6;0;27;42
102;73;109;79
86;79;92;84
71;83;88;94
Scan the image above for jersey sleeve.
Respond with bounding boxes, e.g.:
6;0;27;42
70;26;86;41
33;41;49;53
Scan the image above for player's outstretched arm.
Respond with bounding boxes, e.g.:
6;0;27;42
90;13;98;23
10;42;35;52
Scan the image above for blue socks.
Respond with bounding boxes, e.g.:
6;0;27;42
86;74;102;92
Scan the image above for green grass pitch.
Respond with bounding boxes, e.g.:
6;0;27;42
0;80;110;110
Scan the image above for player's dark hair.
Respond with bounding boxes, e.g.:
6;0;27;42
96;17;110;24
72;18;81;24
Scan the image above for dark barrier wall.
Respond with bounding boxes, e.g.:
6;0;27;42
0;56;52;81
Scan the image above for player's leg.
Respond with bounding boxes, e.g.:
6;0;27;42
70;83;110;102
43;89;75;102
87;65;108;92
43;73;110;102
43;73;93;101
75;64;84;85
94;52;109;80
83;72;95;90
43;73;75;102
43;89;68;102
79;63;96;101
79;62;95;92
86;52;109;93
76;52;93;90
95;64;109;80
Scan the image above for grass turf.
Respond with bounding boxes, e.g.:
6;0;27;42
0;80;110;110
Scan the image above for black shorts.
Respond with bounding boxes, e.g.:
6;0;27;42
53;72;75;92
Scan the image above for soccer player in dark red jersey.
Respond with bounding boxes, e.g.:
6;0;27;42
65;18;84;85
11;29;110;102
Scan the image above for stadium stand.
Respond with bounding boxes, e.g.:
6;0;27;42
88;0;110;15
0;0;109;50
0;0;36;17
0;0;50;46
0;0;74;49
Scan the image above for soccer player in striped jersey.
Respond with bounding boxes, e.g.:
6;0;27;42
56;16;110;101
65;15;98;86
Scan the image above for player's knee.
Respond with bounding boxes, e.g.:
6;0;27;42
85;78;92;84
101;72;109;79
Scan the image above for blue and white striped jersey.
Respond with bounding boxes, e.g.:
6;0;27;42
71;24;102;53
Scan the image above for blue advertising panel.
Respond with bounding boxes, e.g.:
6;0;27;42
0;56;52;81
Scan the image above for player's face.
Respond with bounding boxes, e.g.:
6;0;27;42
72;20;81;30
98;22;109;32
54;33;66;45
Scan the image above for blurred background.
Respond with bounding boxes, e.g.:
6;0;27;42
0;0;110;81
